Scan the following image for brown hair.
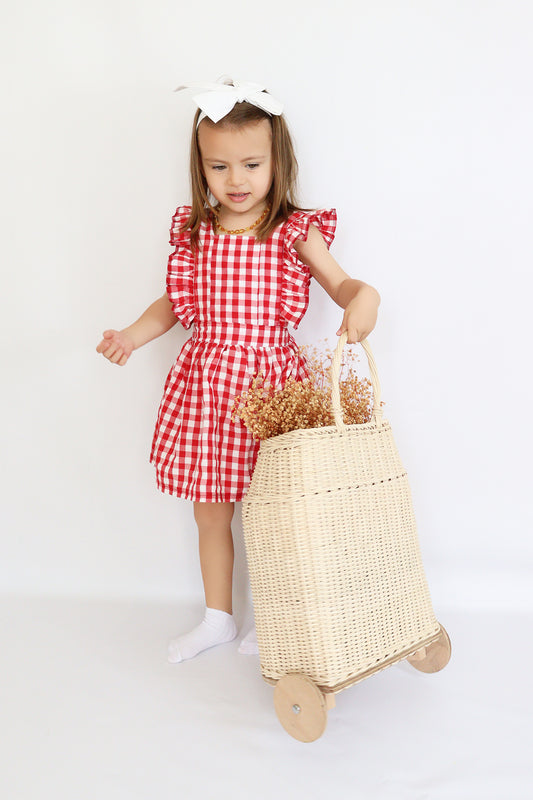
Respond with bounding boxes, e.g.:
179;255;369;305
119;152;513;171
184;100;306;250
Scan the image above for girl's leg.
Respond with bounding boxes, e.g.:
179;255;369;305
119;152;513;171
167;502;237;663
196;501;235;613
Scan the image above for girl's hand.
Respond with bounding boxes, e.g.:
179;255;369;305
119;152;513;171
96;329;135;366
336;286;380;344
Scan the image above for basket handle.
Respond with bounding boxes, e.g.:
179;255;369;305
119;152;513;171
330;332;383;431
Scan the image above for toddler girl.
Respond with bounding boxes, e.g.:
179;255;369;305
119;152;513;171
96;78;380;663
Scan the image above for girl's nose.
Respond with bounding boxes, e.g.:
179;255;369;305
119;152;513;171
229;167;246;186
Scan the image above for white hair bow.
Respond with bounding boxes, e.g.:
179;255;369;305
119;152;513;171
174;77;283;124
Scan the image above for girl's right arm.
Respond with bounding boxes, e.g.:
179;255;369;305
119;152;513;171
96;293;178;366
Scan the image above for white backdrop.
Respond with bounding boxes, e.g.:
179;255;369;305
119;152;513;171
2;0;532;609
2;4;533;799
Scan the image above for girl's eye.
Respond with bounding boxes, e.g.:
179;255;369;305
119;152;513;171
246;163;260;170
212;165;226;171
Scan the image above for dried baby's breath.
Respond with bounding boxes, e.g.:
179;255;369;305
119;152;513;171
231;342;374;440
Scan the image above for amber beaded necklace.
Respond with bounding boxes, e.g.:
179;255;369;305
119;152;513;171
214;205;270;235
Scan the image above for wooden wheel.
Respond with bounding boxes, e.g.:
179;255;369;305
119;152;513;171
407;624;452;673
273;674;329;742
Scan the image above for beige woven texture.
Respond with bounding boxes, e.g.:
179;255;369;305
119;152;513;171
242;335;440;693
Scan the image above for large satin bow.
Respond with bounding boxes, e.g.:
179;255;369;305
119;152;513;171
174;77;283;124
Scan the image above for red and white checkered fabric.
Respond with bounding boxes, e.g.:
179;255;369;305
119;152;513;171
150;205;337;502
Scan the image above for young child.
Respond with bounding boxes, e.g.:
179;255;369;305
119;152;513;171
96;78;380;663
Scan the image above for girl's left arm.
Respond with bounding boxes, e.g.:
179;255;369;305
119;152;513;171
294;225;381;343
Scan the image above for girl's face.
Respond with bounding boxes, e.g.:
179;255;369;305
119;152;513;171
198;119;274;226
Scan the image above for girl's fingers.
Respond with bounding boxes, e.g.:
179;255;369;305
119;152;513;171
103;343;119;360
97;330;120;353
97;331;131;365
338;320;371;342
98;334;117;353
343;325;358;343
109;348;124;364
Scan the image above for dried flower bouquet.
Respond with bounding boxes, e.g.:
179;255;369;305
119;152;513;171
231;342;374;440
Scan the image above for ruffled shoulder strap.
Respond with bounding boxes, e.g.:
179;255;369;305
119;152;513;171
169;205;193;247
166;205;195;329
283;208;337;254
279;209;336;330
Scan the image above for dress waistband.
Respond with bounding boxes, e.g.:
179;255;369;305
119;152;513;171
192;321;290;348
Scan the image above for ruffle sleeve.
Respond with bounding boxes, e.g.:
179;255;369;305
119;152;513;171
280;208;337;328
166;205;196;329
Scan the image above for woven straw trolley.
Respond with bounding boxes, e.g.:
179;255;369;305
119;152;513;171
242;333;451;742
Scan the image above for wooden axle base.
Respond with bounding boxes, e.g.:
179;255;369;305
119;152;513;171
272;622;452;741
406;625;452;674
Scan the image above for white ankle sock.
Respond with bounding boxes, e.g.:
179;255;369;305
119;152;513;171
168;608;237;663
238;625;259;655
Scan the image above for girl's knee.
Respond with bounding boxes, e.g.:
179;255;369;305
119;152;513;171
194;501;234;528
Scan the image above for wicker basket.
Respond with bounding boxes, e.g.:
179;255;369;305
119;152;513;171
242;334;441;694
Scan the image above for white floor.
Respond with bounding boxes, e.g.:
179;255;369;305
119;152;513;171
1;598;532;800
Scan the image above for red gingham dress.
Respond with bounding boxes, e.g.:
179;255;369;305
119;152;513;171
150;205;337;502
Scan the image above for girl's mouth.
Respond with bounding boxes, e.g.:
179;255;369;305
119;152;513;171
227;193;250;203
